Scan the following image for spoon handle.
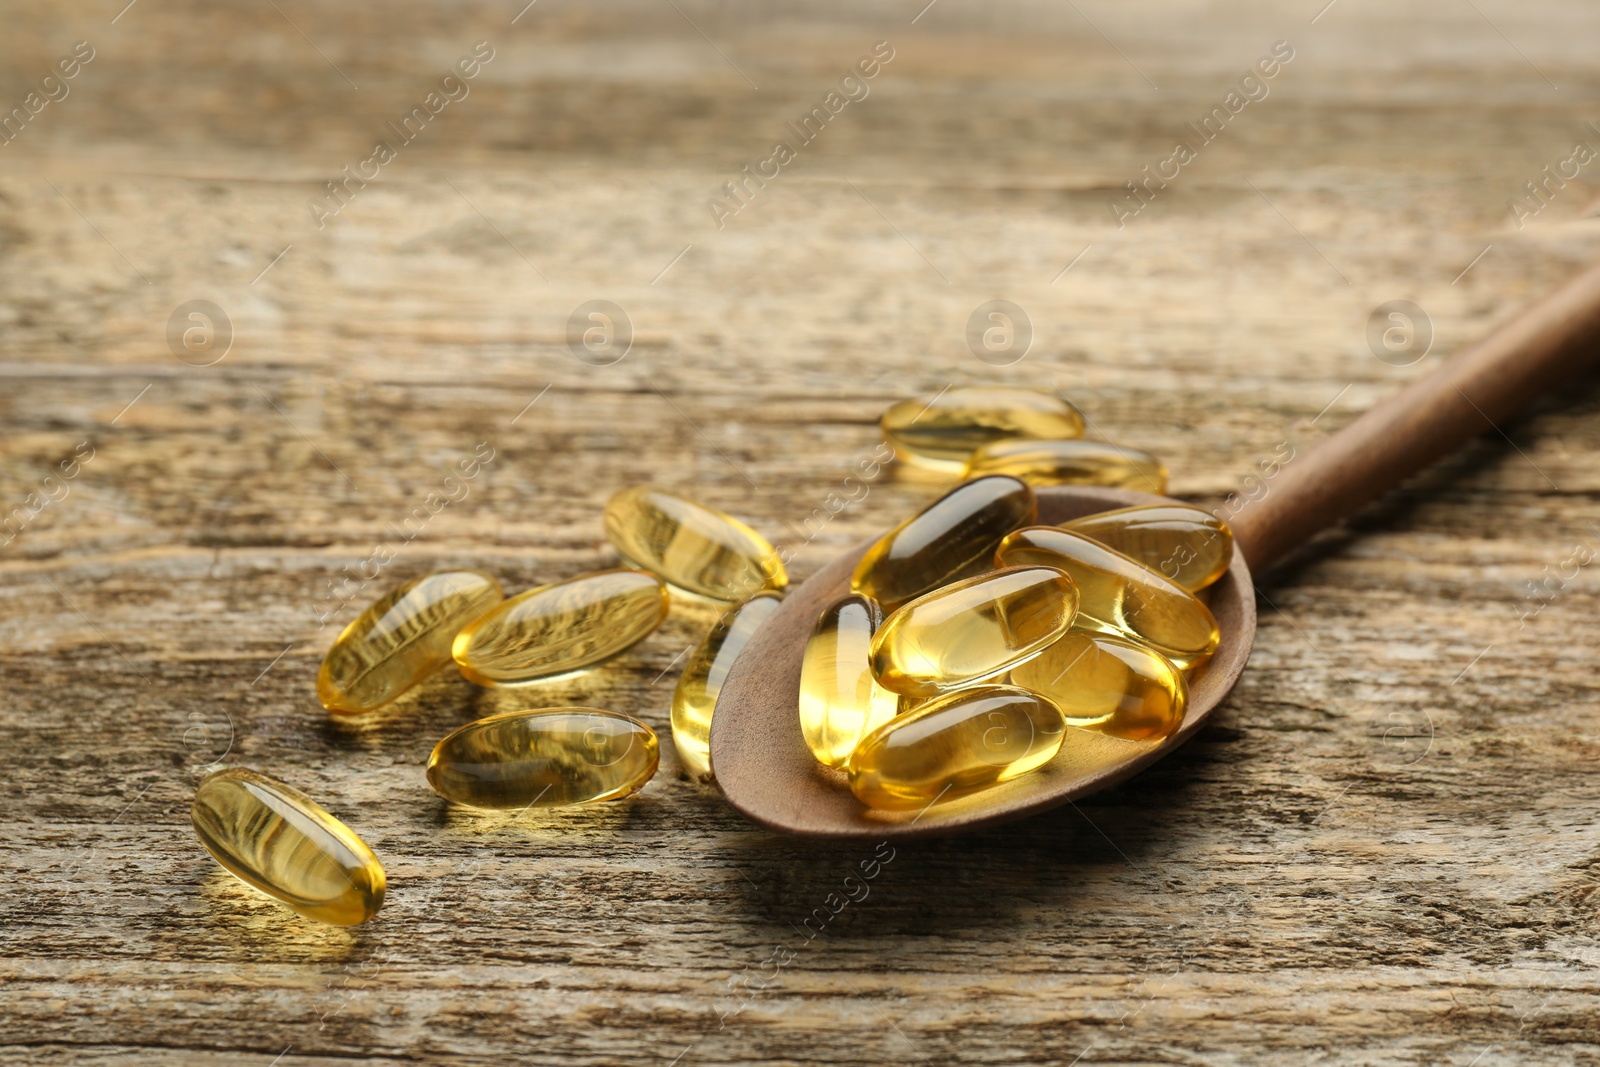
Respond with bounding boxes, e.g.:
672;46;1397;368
1229;260;1600;572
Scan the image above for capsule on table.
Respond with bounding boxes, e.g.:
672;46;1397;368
191;768;386;926
799;594;900;768
1009;631;1188;741
317;570;504;716
850;475;1036;612
879;386;1086;473
847;685;1066;811
604;487;786;602
964;439;1168;493
869;566;1079;699
426;708;659;809
1063;504;1233;592
672;591;784;781
996;527;1219;669
451;569;668;686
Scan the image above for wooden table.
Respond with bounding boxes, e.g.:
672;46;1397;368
6;1;1600;1063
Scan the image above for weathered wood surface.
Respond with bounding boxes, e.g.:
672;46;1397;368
4;1;1600;1063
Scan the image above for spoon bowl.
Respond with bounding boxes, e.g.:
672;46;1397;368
708;486;1257;840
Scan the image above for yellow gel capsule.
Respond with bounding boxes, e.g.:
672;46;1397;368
452;569;668;686
799;594;900;768
869;565;1079;699
850;475;1036;612
1010;631;1188;741
964;439;1169;493
317;569;504;716
1063;504;1233;592
880;386;1086;473
604;487;786;602
426;708;659;809
191;768;386;927
996;527;1219;669
847;685;1066;810
671;591;783;781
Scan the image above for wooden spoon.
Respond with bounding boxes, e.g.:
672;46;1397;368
710;261;1600;839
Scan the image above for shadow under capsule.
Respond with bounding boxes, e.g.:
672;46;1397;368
422;783;670;841
885;456;965;487
317;641;662;743
182;868;373;961
312;668;486;751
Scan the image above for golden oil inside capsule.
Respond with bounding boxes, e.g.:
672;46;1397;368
850;475;1036;612
426;708;659;809
604;487;786;602
996;527;1219;669
1063;505;1233;592
799;594;900;768
317;569;504;716
879;386;1086;473
451;569;668;686
964;439;1168;493
191;768;385;926
1010;631;1188;741
672;591;784;781
869;565;1079;699
847;685;1066;811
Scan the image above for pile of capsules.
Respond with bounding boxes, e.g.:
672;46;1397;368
190;386;1230;926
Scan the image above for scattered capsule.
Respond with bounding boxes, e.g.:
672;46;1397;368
1063;504;1233;592
317;570;504;716
964;439;1168;493
452;569;668;686
191;768;386;926
1010;631;1188;741
869;566;1079;699
879;386;1086;473
850;475;1036;612
672;591;784;781
604;487;786;602
847;685;1066;811
996;527;1219;669
426;708;659;809
799;594;900;768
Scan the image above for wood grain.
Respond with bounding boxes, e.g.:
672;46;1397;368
5;1;1600;1064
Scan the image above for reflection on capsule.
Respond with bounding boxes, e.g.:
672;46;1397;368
847;685;1066;810
604;487;786;602
850;475;1036;612
995;527;1219;669
426;708;659;809
318;570;504;716
451;569;669;686
964;439;1168;492
1009;631;1187;741
879;386;1086;473
1063;504;1233;592
191;768;386;926
869;566;1078;699
672;591;784;781
799;594;900;768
